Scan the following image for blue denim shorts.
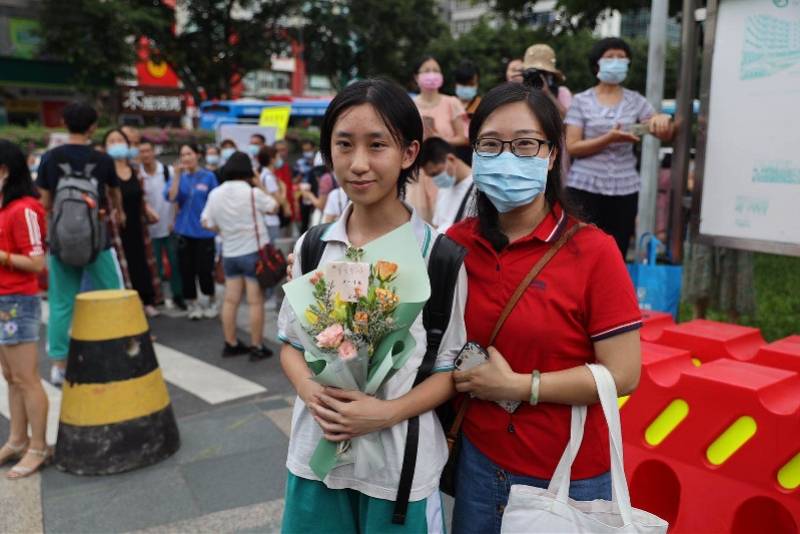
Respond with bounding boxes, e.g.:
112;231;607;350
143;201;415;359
222;251;260;280
452;435;612;534
0;295;41;345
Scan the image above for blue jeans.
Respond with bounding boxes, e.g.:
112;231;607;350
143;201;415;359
452;436;611;534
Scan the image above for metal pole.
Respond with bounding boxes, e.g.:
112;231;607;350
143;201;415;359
668;0;699;262
636;0;669;258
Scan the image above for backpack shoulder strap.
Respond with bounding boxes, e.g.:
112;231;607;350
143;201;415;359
393;231;466;525
300;223;333;275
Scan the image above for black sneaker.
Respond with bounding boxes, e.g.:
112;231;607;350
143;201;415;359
174;297;188;311
249;344;274;361
222;341;250;358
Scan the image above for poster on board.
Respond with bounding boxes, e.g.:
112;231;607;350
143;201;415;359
699;0;800;254
215;124;277;151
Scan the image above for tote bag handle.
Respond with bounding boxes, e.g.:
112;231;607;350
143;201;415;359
546;364;635;525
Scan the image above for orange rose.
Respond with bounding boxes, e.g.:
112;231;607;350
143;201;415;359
375;261;398;281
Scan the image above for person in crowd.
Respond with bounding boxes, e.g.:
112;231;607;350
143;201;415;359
248;134;267;164
201;152;278;361
299;153;336;227
446;82;641;534
322;187;349;224
565;37;674;257
257;145;290;243
139;141;185;311
273;140;298;235
205;145;222;179
454;60;481;116
36;102;124;386
121;125;141;163
409;56;469;223
453;60;482;165
278;78;467;533
0;140;50;479
165;144;219;320
419;137;475;233
293;139;319;233
521;44;572;118
220;138;237;166
505;58;524;83
105;129;161;317
413;55;469;147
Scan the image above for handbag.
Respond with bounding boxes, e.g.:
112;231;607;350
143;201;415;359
251;189;287;290
627;233;682;319
440;221;586;496
500;364;669;533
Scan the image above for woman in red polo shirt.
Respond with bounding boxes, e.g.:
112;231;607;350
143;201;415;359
0;140;49;479
448;83;641;534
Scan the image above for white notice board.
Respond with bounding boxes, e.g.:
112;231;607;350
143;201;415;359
697;0;800;255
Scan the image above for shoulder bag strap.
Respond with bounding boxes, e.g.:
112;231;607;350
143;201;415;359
251;188;265;258
446;221;586;446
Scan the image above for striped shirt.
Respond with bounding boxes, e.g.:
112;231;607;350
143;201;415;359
565;87;655;196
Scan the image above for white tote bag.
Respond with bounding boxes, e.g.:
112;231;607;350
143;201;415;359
500;364;668;533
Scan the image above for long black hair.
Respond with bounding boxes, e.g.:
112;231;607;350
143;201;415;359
320;78;422;195
102;127;130;148
0;140;38;208
468;82;574;251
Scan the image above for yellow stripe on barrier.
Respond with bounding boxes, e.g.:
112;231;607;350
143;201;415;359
777;452;800;490
706;416;757;466
618;396;630;408
71;290;149;341
60;368;170;426
645;399;689;446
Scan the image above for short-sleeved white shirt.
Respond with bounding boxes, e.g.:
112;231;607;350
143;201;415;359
432;175;475;234
260;168;281;228
201;180;277;257
277;202;467;502
323;188;350;220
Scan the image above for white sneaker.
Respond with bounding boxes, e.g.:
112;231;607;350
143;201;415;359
50;365;66;387
144;305;161;318
203;301;218;319
164;298;175;311
187;302;203;320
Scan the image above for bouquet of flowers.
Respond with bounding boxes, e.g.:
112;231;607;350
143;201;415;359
283;223;431;480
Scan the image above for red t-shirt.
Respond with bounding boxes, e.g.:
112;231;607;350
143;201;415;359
447;203;641;480
274;163;299;222
0;197;46;296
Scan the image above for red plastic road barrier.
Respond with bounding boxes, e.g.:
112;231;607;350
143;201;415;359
754;336;800;374
655;319;766;364
640;310;675;343
621;340;800;533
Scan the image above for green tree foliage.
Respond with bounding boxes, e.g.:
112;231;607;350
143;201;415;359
299;0;447;89
38;0;294;103
427;20;680;99
38;0;160;92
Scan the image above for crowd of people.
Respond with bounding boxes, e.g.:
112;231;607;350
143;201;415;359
0;35;753;534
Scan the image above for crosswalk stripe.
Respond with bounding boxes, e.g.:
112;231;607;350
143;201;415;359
154;343;267;404
0;378;61;445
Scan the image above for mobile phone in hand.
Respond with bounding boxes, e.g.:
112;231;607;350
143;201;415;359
454;342;521;414
624;123;650;137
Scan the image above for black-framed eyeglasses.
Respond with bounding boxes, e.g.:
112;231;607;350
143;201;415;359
474;137;553;158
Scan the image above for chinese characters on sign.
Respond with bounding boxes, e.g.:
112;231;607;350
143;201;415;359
120;88;185;116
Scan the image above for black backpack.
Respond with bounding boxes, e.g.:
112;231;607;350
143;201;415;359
300;222;467;525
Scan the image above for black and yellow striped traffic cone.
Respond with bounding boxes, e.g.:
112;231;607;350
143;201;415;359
54;289;180;475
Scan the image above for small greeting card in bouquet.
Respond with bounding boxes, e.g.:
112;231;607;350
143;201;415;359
283;223;431;480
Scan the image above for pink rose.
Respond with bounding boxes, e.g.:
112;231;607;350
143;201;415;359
338;340;357;360
316;323;344;349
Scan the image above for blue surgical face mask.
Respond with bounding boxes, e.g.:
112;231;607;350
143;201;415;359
303;151;315;160
128;146;140;159
472;151;549;213
221;147;235;162
107;143;129;160
247;144;260;156
455;85;478;101
597;58;629;85
432;168;456;189
206;154;220;166
274;157;284;168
